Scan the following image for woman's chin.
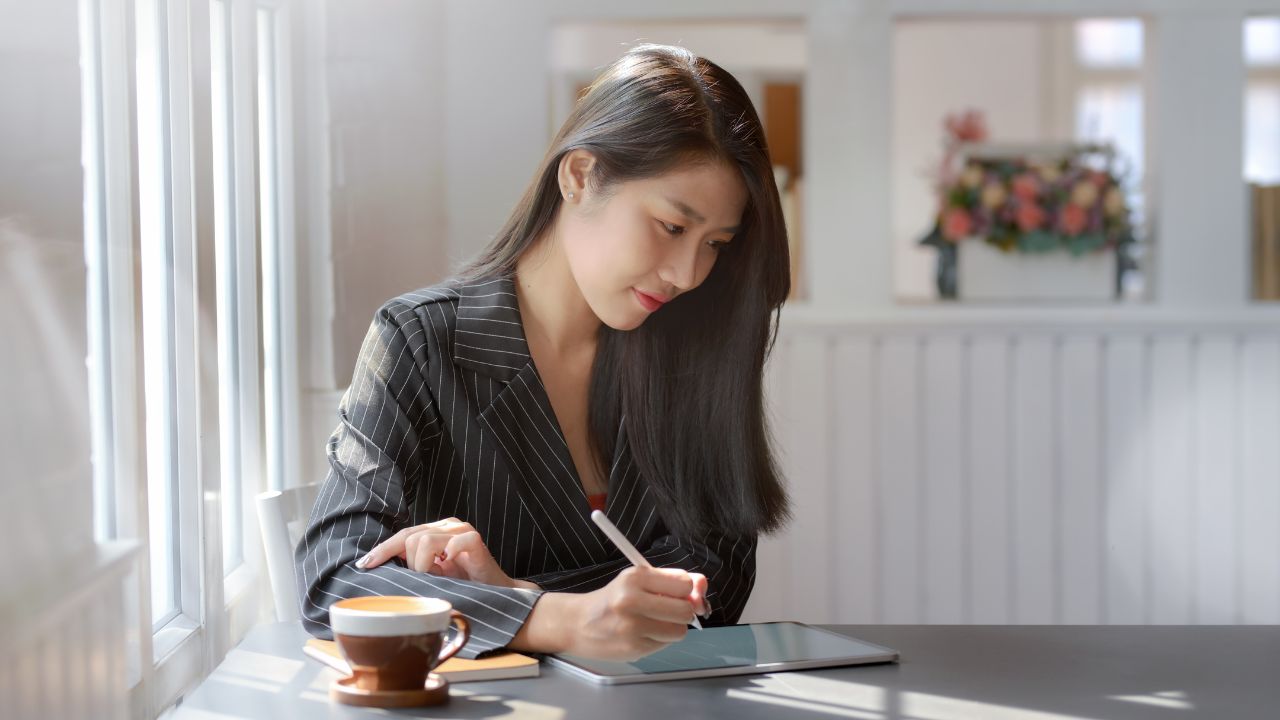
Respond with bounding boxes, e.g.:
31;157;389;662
595;303;649;331
602;313;646;332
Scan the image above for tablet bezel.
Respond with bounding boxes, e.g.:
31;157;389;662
544;621;900;685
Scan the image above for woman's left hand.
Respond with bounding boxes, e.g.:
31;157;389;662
357;518;533;589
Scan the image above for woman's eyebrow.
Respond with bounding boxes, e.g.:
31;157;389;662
663;197;741;234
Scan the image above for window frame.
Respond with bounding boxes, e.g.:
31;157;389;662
82;0;153;702
84;0;300;715
257;0;303;498
131;0;219;710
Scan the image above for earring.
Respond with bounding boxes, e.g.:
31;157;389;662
568;192;575;199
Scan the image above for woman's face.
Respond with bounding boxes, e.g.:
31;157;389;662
560;159;749;331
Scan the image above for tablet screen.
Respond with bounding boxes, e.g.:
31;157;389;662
551;622;894;678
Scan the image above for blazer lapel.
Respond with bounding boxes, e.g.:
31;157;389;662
457;276;615;569
452;277;530;381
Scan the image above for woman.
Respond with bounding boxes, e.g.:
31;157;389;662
296;44;791;661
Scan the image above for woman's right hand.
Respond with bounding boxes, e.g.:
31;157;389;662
561;566;704;661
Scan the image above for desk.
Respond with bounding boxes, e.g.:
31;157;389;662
170;622;1277;719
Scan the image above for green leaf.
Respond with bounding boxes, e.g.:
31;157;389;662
919;223;945;248
1018;229;1059;253
1067;232;1105;256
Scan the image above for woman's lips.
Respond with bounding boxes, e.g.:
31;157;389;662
633;288;667;312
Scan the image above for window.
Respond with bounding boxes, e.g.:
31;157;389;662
135;0;184;632
84;0;127;547
83;0;297;713
1075;18;1143;68
258;5;294;494
211;0;295;581
210;0;245;577
1246;17;1280;184
1071;18;1146;298
1245;16;1280;302
1073;19;1145;229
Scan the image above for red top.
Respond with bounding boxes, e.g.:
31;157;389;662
587;493;608;513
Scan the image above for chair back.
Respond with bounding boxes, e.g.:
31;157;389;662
256;484;321;622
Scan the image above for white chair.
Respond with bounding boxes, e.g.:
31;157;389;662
256;484;321;622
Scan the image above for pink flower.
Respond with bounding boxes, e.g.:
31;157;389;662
1059;203;1088;235
1016;202;1046;232
1012;173;1041;202
942;207;974;241
944;109;988;144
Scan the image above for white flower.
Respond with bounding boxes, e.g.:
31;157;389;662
980;182;1007;209
1071;181;1099;208
960;164;984;189
1103;187;1126;217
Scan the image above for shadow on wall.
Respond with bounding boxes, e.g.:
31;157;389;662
0;216;96;577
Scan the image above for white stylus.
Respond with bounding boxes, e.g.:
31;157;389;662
590;509;704;630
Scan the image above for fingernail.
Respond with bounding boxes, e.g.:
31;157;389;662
356;554;369;568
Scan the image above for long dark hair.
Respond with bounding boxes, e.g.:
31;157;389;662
460;44;790;538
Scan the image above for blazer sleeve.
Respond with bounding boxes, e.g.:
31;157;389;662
294;302;545;659
519;529;757;626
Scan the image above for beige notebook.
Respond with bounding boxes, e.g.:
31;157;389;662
304;638;540;683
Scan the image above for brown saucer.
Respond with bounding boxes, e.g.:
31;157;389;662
330;672;450;708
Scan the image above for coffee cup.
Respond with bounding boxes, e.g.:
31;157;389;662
329;596;470;692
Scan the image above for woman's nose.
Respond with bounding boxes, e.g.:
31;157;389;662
660;236;702;291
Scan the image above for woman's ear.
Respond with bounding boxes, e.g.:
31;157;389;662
558;149;596;204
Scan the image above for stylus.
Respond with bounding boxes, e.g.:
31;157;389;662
590;509;705;629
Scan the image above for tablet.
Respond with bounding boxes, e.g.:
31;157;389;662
545;621;899;685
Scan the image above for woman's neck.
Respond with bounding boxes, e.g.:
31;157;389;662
513;227;600;359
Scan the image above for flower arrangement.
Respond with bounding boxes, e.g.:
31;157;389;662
919;111;1137;258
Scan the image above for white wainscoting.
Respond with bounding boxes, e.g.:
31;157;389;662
740;308;1280;627
1;542;136;720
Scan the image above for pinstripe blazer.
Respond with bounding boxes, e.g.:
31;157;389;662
295;274;758;658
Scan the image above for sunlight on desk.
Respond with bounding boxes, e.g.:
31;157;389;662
449;688;569;720
167;711;247;720
727;673;1139;720
901;692;1100;720
1107;689;1195;710
221;649;306;685
727;676;886;719
210;649;306;694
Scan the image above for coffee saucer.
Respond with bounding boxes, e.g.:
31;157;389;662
330;672;450;708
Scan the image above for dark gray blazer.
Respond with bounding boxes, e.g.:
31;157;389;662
294;274;757;658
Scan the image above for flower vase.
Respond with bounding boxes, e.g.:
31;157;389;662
956;239;1117;301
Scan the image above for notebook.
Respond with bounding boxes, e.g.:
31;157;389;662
303;638;541;683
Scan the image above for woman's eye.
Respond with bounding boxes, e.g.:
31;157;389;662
660;221;685;236
706;239;728;251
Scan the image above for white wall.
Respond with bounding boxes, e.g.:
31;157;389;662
0;0;94;596
549;20;807;131
892;20;1051;301
324;0;450;386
